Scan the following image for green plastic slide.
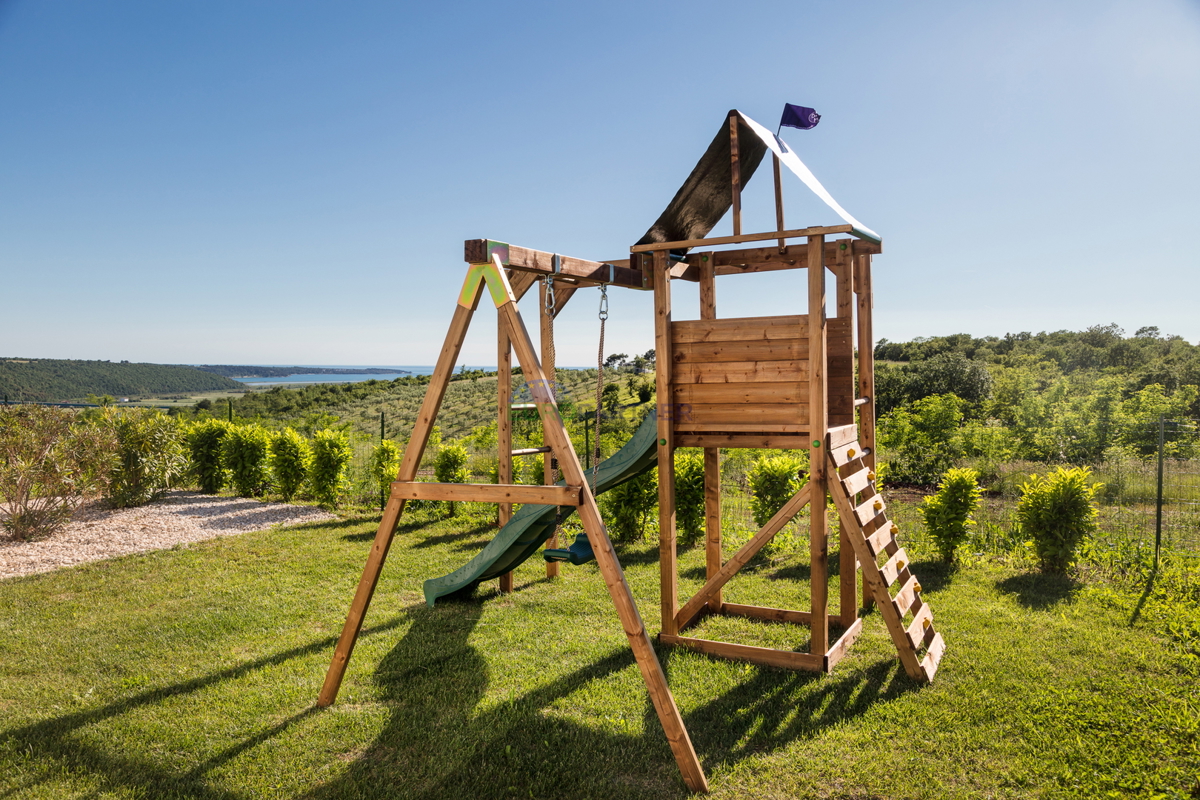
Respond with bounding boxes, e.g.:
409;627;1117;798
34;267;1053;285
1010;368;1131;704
422;411;659;606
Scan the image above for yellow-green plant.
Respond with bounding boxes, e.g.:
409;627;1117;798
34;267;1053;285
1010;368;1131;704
749;453;808;527
1016;466;1102;573
919;467;982;563
101;408;186;508
674;450;706;547
187;419;230;494
270;427;310;502
434;442;469;516
600;468;657;543
221;424;272;498
369;439;401;509
310;429;353;509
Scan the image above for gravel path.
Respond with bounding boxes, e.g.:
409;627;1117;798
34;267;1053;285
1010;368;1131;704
0;491;337;580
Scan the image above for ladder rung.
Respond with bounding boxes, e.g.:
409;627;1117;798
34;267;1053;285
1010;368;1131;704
906;603;934;650
921;633;946;680
510;447;552;456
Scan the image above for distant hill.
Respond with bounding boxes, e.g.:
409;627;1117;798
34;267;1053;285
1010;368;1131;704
0;358;243;402
193;365;410;378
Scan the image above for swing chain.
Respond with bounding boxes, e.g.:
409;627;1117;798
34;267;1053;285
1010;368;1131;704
543;275;556;318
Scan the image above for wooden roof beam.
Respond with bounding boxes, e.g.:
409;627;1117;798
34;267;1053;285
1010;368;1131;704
464;239;649;290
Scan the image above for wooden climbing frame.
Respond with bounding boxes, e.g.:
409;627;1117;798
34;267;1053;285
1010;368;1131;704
317;109;944;794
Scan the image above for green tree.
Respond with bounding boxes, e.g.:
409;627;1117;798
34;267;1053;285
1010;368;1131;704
221;424;273;497
434;442;469;516
187;419;230;493
100;408;187;508
673;450;706;547
748;453;808;527
369;439;401;509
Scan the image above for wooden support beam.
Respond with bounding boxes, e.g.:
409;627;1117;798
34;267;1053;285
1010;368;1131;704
660;634;826;672
835;259;857;627
497;273;708;792
698;257;722;615
773;153;785;252
825;617;864;670
464;240;647;290
390;481;581;506
674;485;812;632
720;603;812;626
629;224;860;253
319;269;484;708
653;249;679;637
808;232;830;655
730;112;742;237
855;254;877;611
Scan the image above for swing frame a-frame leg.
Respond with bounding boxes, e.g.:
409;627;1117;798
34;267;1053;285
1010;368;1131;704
317;257;709;794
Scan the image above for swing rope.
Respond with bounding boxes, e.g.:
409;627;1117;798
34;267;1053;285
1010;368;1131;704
544;277;563;531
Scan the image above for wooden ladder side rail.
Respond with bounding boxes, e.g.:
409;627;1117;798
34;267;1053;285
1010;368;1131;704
825;461;927;682
674;484;813;632
495;262;708;794
318;270;486;708
835;249;858;628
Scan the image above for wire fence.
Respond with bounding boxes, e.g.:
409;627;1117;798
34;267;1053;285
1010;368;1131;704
959;418;1200;568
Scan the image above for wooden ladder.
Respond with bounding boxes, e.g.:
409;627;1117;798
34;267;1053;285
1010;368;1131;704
826;436;945;682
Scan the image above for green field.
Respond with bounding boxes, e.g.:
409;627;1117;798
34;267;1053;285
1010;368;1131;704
1;499;1196;799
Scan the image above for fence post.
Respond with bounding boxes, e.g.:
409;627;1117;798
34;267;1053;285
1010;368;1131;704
380;411;387;510
1155;414;1164;569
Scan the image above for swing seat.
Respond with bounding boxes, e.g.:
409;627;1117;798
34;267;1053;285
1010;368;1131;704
543;532;594;565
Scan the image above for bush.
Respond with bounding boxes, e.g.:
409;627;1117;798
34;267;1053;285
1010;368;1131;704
1016;466;1102;573
187;419;230;494
749;453;808;527
310;429;353;509
270;427;310;502
434;442;469;516
0;406;111;540
369;439;401;509
919;467;982;563
600;468;657;543
674;450;706;547
101;409;186;508
220;424;272;498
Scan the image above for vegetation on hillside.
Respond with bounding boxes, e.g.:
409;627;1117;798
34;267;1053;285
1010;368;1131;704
0;358;242;402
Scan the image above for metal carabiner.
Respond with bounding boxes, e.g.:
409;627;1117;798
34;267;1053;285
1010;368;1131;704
598;284;609;321
544;275;556;318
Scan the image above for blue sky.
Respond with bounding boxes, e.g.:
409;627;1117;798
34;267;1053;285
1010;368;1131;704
2;0;1198;366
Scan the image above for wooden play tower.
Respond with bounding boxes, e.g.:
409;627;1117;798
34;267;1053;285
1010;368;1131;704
317;110;945;793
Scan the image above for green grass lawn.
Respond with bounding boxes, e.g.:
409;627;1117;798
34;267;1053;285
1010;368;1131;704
1;505;1197;799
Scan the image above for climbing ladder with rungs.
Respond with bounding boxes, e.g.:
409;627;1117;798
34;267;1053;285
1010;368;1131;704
826;436;946;682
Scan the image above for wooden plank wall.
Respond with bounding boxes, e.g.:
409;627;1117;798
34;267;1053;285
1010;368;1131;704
668;313;854;443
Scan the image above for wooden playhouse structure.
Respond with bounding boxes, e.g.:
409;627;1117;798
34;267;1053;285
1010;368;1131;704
317;110;945;793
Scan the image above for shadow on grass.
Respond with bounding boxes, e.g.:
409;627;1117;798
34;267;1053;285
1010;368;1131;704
0;615;410;800
300;604;917;799
996;571;1079;609
412;522;498;551
909;559;955;594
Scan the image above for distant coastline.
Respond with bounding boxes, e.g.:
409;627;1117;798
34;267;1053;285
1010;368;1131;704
193;365;413;379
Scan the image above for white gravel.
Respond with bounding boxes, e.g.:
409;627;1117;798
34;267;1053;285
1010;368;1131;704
0;491;337;580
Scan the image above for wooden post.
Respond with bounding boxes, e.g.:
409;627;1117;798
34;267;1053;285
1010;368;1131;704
540;279;560;579
773;153;785;252
807;233;829;657
653;249;678;636
498;283;708;793
498;311;515;593
698;254;722;613
855;254;877;612
835;248;857;627
319;274;484;707
729;113;742;236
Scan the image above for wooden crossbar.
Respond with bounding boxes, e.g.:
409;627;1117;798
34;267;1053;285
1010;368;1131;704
390;481;581;506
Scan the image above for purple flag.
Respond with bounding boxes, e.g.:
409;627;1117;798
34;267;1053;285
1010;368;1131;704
780;103;821;131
